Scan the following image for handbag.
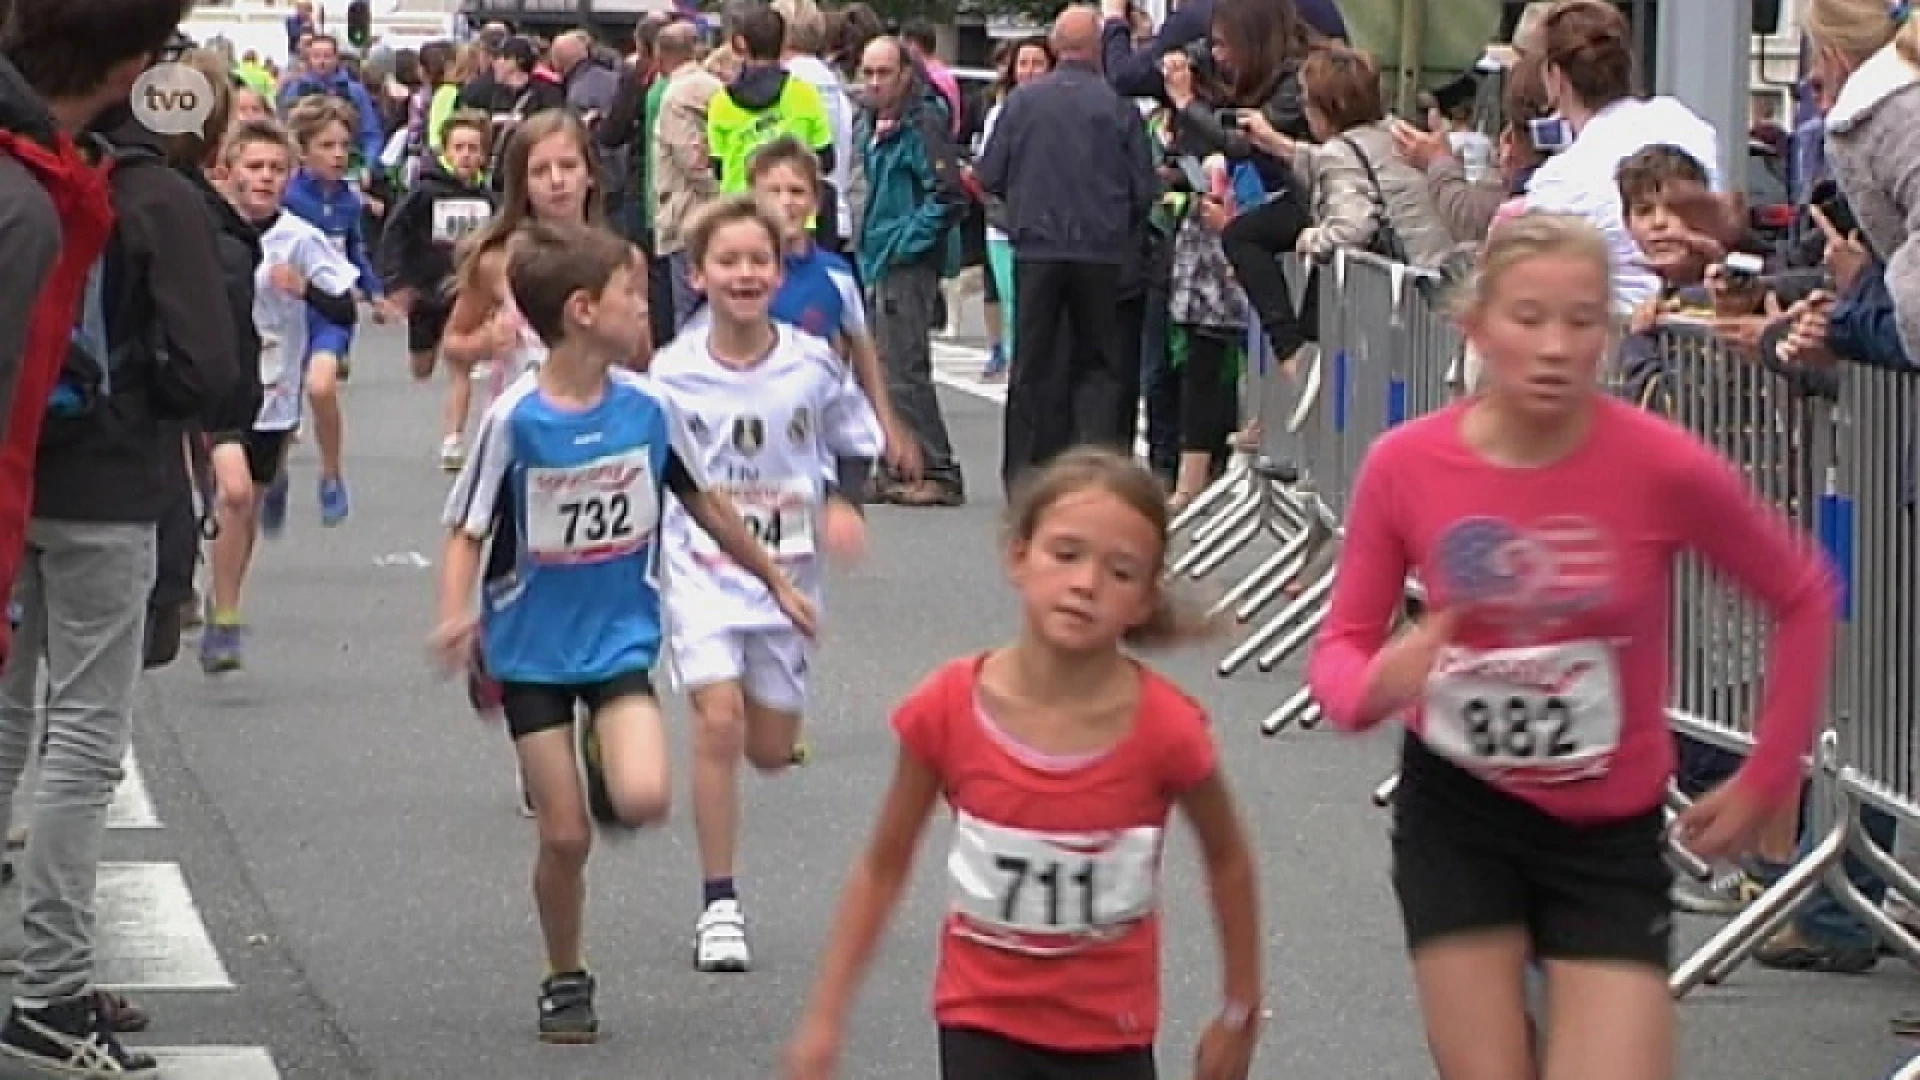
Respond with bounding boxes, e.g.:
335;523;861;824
1336;133;1410;263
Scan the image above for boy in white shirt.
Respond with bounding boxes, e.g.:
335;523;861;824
201;121;361;675
652;196;882;973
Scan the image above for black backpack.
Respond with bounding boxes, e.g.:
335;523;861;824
43;142;224;434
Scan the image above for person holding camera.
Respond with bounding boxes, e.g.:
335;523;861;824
1162;0;1320;371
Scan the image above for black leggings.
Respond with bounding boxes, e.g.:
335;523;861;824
1220;189;1316;359
1178;328;1239;454
939;1027;1156;1080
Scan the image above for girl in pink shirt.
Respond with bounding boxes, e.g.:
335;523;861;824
1307;213;1835;1080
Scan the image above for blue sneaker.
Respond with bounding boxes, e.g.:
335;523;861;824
981;343;1008;380
261;471;289;537
199;622;242;675
318;476;349;527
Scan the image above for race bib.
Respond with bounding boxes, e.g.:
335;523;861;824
257;332;285;386
709;479;816;560
1422;640;1622;772
523;450;658;565
947;811;1160;938
431;198;491;244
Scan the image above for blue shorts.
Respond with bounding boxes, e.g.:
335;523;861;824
307;314;355;358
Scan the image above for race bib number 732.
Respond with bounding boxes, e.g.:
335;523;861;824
523;451;658;565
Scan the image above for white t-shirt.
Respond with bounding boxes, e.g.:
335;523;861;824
652;323;883;634
254;213;359;431
1524;96;1722;314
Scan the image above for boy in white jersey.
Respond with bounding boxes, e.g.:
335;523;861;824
434;219;813;1043
202;121;361;674
652;197;884;973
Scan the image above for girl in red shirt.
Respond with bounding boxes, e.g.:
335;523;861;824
784;448;1262;1080
1307;212;1835;1080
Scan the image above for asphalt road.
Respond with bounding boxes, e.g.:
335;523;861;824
96;315;1920;1079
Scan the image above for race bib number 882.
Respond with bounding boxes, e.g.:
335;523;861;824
1421;640;1622;772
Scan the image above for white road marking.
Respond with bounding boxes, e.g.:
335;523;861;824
107;749;160;831
95;863;233;991
146;1046;280;1079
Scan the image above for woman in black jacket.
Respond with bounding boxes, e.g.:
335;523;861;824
1165;0;1319;366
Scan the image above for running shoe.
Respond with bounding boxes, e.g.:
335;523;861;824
199;622;242;675
318;476;350;527
439;435;467;472
537;970;596;1044
0;995;156;1077
261;470;290;537
980;343;1008;381
1670;867;1764;917
576;712;619;827
694;899;751;973
1755;924;1878;974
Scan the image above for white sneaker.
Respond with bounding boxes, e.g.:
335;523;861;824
694;899;751;973
439;436;466;472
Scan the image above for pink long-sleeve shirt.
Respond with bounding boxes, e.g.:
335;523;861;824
1308;396;1837;823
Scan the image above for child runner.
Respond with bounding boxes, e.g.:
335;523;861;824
1306;214;1835;1080
784;447;1262;1080
277;96;394;529
378;108;495;470
743;135;920;483
443;109;644;815
443;109;640;425
230;84;271;128
203;120;362;674
432;219;814;1044
653;195;883;973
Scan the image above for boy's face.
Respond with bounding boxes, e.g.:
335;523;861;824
444;127;487;180
228;141;292;219
303;121;351;180
1626;181;1708;279
690;219;782;326
575;262;648;357
751;162;816;246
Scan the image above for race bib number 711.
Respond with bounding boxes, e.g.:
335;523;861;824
947;811;1160;939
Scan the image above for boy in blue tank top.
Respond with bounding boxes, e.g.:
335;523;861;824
431;221;814;1046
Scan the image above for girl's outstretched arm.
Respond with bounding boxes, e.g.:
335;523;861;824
1179;769;1263;1080
786;747;943;1080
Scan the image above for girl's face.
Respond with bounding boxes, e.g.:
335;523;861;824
1012;44;1051;86
524;131;592;223
1007;489;1160;655
1208;28;1236;80
231;90;269;127
751;162;818;244
1463;254;1612;423
690;219;783;327
444;126;487;180
302;121;350;179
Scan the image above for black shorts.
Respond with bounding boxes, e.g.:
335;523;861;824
499;669;656;741
408;295;454;354
1390;736;1672;971
938;1027;1155;1080
209;429;291;487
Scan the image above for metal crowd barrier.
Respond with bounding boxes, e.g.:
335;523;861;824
1169;247;1920;1002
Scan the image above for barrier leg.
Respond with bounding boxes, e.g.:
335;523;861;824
1259;685;1319;735
1218;566;1334;677
1172;491;1263;578
1669;814;1849;997
1256;582;1334;673
1185;502;1271;581
1237;520;1329;622
1173;451;1253;536
1214;518;1319;623
1372;772;1399;808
